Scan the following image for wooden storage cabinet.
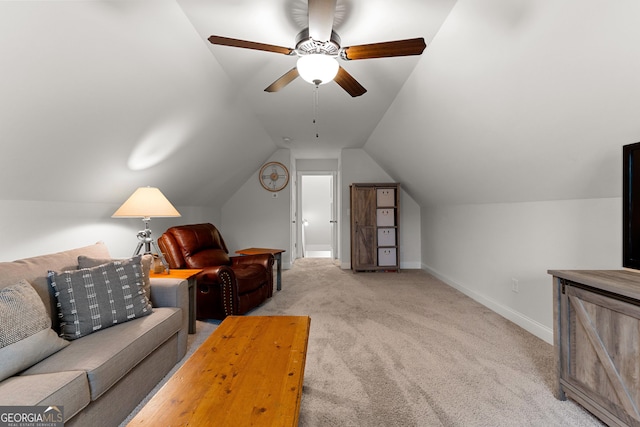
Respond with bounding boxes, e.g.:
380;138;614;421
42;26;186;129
549;270;640;426
350;183;400;272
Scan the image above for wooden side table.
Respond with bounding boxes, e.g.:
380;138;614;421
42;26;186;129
236;247;285;291
150;269;202;334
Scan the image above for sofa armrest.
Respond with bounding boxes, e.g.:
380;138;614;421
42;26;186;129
150;278;188;309
149;278;188;359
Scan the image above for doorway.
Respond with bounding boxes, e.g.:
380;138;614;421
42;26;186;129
298;173;337;258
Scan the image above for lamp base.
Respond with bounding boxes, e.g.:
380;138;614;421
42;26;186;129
133;218;169;271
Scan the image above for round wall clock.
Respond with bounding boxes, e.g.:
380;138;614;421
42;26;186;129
259;161;290;192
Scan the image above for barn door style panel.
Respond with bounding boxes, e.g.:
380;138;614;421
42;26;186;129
550;270;640;426
350;183;400;272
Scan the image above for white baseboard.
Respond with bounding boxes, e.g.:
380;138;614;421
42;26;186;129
338;262;419;270
400;261;422;269
422;264;553;345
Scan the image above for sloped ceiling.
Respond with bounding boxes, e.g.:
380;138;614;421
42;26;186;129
1;0;277;206
3;0;637;210
0;0;455;207
366;0;640;206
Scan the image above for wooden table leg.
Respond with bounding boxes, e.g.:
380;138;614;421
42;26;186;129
275;252;282;291
188;277;196;334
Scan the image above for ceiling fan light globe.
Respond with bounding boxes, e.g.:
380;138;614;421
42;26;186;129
296;54;339;85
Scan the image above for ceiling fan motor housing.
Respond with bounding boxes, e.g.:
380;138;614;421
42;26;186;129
295;28;341;56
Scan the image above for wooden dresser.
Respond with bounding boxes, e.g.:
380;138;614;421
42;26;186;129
549;269;640;426
350;183;400;272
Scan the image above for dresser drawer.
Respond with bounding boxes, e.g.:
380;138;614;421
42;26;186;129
377;188;396;207
378;248;397;266
377;228;396;246
376;209;395;227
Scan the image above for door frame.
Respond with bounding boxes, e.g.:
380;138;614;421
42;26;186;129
296;171;338;259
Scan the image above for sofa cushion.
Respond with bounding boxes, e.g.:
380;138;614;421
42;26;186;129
0;280;69;382
49;255;152;340
21;307;182;401
78;254;153;301
0;242;111;330
0;371;90;422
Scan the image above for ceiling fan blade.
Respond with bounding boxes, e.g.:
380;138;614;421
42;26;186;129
264;68;300;93
334;66;366;97
341;38;426;60
308;0;337;41
208;35;294;55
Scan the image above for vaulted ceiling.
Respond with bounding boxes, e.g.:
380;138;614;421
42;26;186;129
178;0;455;156
1;0;639;208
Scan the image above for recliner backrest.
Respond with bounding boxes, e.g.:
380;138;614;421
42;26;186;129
158;223;231;269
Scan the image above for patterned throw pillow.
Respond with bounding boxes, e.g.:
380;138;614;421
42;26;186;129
49;255;152;340
0;279;50;348
77;254;153;302
0;280;69;381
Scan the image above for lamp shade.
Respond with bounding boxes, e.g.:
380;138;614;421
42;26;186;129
112;187;181;218
296;54;339;85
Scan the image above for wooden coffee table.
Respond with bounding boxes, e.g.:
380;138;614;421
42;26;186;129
127;315;311;427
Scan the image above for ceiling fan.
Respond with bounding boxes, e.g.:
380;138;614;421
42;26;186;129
208;0;426;97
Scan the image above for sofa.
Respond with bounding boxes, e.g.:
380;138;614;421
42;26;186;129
0;242;188;426
158;223;274;320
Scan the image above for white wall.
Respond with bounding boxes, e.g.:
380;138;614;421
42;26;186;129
220;149;292;265
422;197;621;343
340;149;421;269
219;148;421;270
0;200;219;262
360;0;640;344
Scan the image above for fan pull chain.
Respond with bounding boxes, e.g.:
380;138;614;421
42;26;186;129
313;83;320;138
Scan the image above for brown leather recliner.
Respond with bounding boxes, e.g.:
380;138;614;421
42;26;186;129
158;223;274;320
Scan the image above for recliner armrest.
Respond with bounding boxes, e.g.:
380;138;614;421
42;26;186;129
230;253;275;298
197;265;237;285
195;265;237;318
231;253;274;270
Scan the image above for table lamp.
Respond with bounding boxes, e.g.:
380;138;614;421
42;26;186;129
112;186;181;268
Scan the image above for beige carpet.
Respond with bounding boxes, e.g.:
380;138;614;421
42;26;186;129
123;258;604;426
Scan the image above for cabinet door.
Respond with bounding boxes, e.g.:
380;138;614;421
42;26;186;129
351;186;377;269
561;283;640;425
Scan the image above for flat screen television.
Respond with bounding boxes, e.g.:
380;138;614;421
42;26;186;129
623;142;640;269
